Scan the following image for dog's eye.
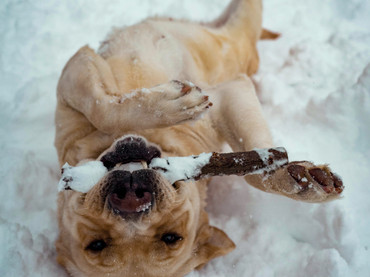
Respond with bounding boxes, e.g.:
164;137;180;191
86;239;107;252
172;182;179;189
161;233;183;245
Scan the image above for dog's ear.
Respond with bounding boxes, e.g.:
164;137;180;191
194;225;236;269
189;212;235;270
260;28;280;40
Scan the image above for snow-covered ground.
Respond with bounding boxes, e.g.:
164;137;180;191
1;0;369;276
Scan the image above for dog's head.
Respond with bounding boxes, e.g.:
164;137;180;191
56;135;235;276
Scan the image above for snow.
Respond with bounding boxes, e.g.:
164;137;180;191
252;147;289;174
58;161;107;193
184;80;196;87
149;153;212;183
0;0;369;276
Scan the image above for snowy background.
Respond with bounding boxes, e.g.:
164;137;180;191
1;0;369;276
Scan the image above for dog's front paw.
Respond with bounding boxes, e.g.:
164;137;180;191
151;80;212;125
269;161;344;202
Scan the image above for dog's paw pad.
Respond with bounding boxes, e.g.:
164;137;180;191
307;168;344;194
286;163;344;197
287;164;309;189
308;168;334;193
331;172;344;193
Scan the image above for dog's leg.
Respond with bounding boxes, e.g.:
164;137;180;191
207;0;262;76
207;75;343;202
209;0;262;41
57;46;211;135
208;74;273;152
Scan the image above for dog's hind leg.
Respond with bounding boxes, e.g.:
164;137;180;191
208;0;262;76
207;75;343;202
209;0;262;41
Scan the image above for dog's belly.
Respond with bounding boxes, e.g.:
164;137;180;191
55;16;259;166
97;20;202;91
96;19;247;92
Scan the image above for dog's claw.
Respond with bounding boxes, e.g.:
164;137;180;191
181;84;192;94
172;80;198;95
129;80;209;128
163;80;210;122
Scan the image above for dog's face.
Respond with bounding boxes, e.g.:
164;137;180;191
56;136;235;276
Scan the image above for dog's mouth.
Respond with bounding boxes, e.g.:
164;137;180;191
99;135;163;219
100;135;161;171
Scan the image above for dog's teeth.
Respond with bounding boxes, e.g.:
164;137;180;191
119;162;146;172
136;202;152;212
141;161;148;169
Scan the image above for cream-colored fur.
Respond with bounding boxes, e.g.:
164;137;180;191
55;0;342;276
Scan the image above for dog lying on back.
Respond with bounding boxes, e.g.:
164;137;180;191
55;0;343;276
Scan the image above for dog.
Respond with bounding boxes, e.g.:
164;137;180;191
54;0;343;276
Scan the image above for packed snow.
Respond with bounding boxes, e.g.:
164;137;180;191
150;152;212;183
58;161;107;193
0;0;369;276
252;147;288;175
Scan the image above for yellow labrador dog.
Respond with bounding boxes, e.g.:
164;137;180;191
55;0;343;276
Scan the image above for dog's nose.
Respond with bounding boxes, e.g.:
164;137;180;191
107;170;154;216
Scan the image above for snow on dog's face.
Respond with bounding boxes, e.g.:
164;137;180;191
56;136;234;277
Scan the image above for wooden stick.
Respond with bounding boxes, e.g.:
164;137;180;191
59;147;289;192
149;147;288;183
196;147;288;180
